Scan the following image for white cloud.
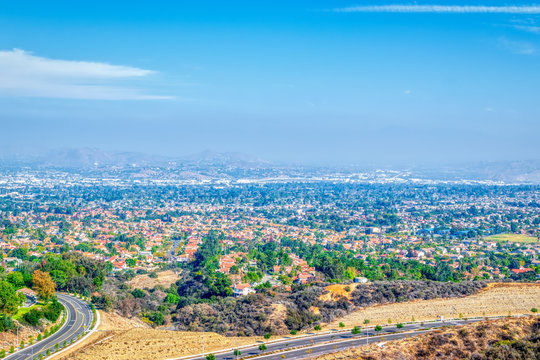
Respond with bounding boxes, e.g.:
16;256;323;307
403;90;411;95
0;49;173;100
333;5;540;14
498;37;536;55
513;25;540;34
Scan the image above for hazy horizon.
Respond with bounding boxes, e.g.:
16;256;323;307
1;1;539;166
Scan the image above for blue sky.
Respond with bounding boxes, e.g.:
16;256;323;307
0;1;539;166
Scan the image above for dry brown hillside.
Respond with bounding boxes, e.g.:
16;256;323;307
129;270;180;290
321;283;540;330
313;316;540;360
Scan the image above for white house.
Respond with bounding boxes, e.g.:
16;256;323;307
233;283;255;297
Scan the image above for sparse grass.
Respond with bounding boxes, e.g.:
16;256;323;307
322;283;540;330
486;233;538;244
129;270;180;290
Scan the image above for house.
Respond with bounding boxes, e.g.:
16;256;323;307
16;288;37;307
233;283;255;297
294;272;314;284
112;261;127;271
511;268;533;274
353;277;369;283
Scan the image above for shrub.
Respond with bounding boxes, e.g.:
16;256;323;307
375;325;383;332
264;333;271;339
132;289;145;298
352;326;361;334
9;346;14;354
0;315;15;332
205;354;215;360
351;281;486;308
314;325;321;331
397;323;404;329
290;330;297;335
531;308;538;313
0;349;5;358
24;309;42;326
42;299;64;322
259;344;267;351
339;322;345;328
364;319;370;324
233;349;241;357
149;312;165;326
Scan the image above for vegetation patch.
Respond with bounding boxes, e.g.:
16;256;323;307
486;233;538;244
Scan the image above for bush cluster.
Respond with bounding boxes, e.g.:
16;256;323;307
23;298;63;326
351;280;487;307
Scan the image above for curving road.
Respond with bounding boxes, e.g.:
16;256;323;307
6;294;93;360
175;317;508;360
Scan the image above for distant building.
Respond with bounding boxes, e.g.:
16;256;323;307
233;283;255;297
366;227;381;234
16;288;37;307
294;272;314;284
353;277;368;283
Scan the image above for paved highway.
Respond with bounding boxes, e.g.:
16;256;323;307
176;318;487;360
6;294;93;360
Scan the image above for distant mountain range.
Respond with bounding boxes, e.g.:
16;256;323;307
412;160;540;184
0;148;271;170
0;148;538;184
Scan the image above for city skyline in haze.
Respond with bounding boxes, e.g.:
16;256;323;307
0;1;539;166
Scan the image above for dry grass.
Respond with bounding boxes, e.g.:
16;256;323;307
55;309;264;360
58;328;264;360
129;270;180;290
97;310;150;331
321;283;540;330
312;316;539;360
55;310;150;360
320;284;360;301
59;283;540;360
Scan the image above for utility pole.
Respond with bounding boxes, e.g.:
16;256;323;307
202;331;205;358
366;327;368;346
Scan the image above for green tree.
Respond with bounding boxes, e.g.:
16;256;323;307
6;272;25;289
0;280;24;315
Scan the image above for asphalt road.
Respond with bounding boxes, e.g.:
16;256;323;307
181;318;485;360
6;294;93;360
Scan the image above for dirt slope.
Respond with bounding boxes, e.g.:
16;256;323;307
322;283;540;329
129;270;180;290
312;316;539;360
